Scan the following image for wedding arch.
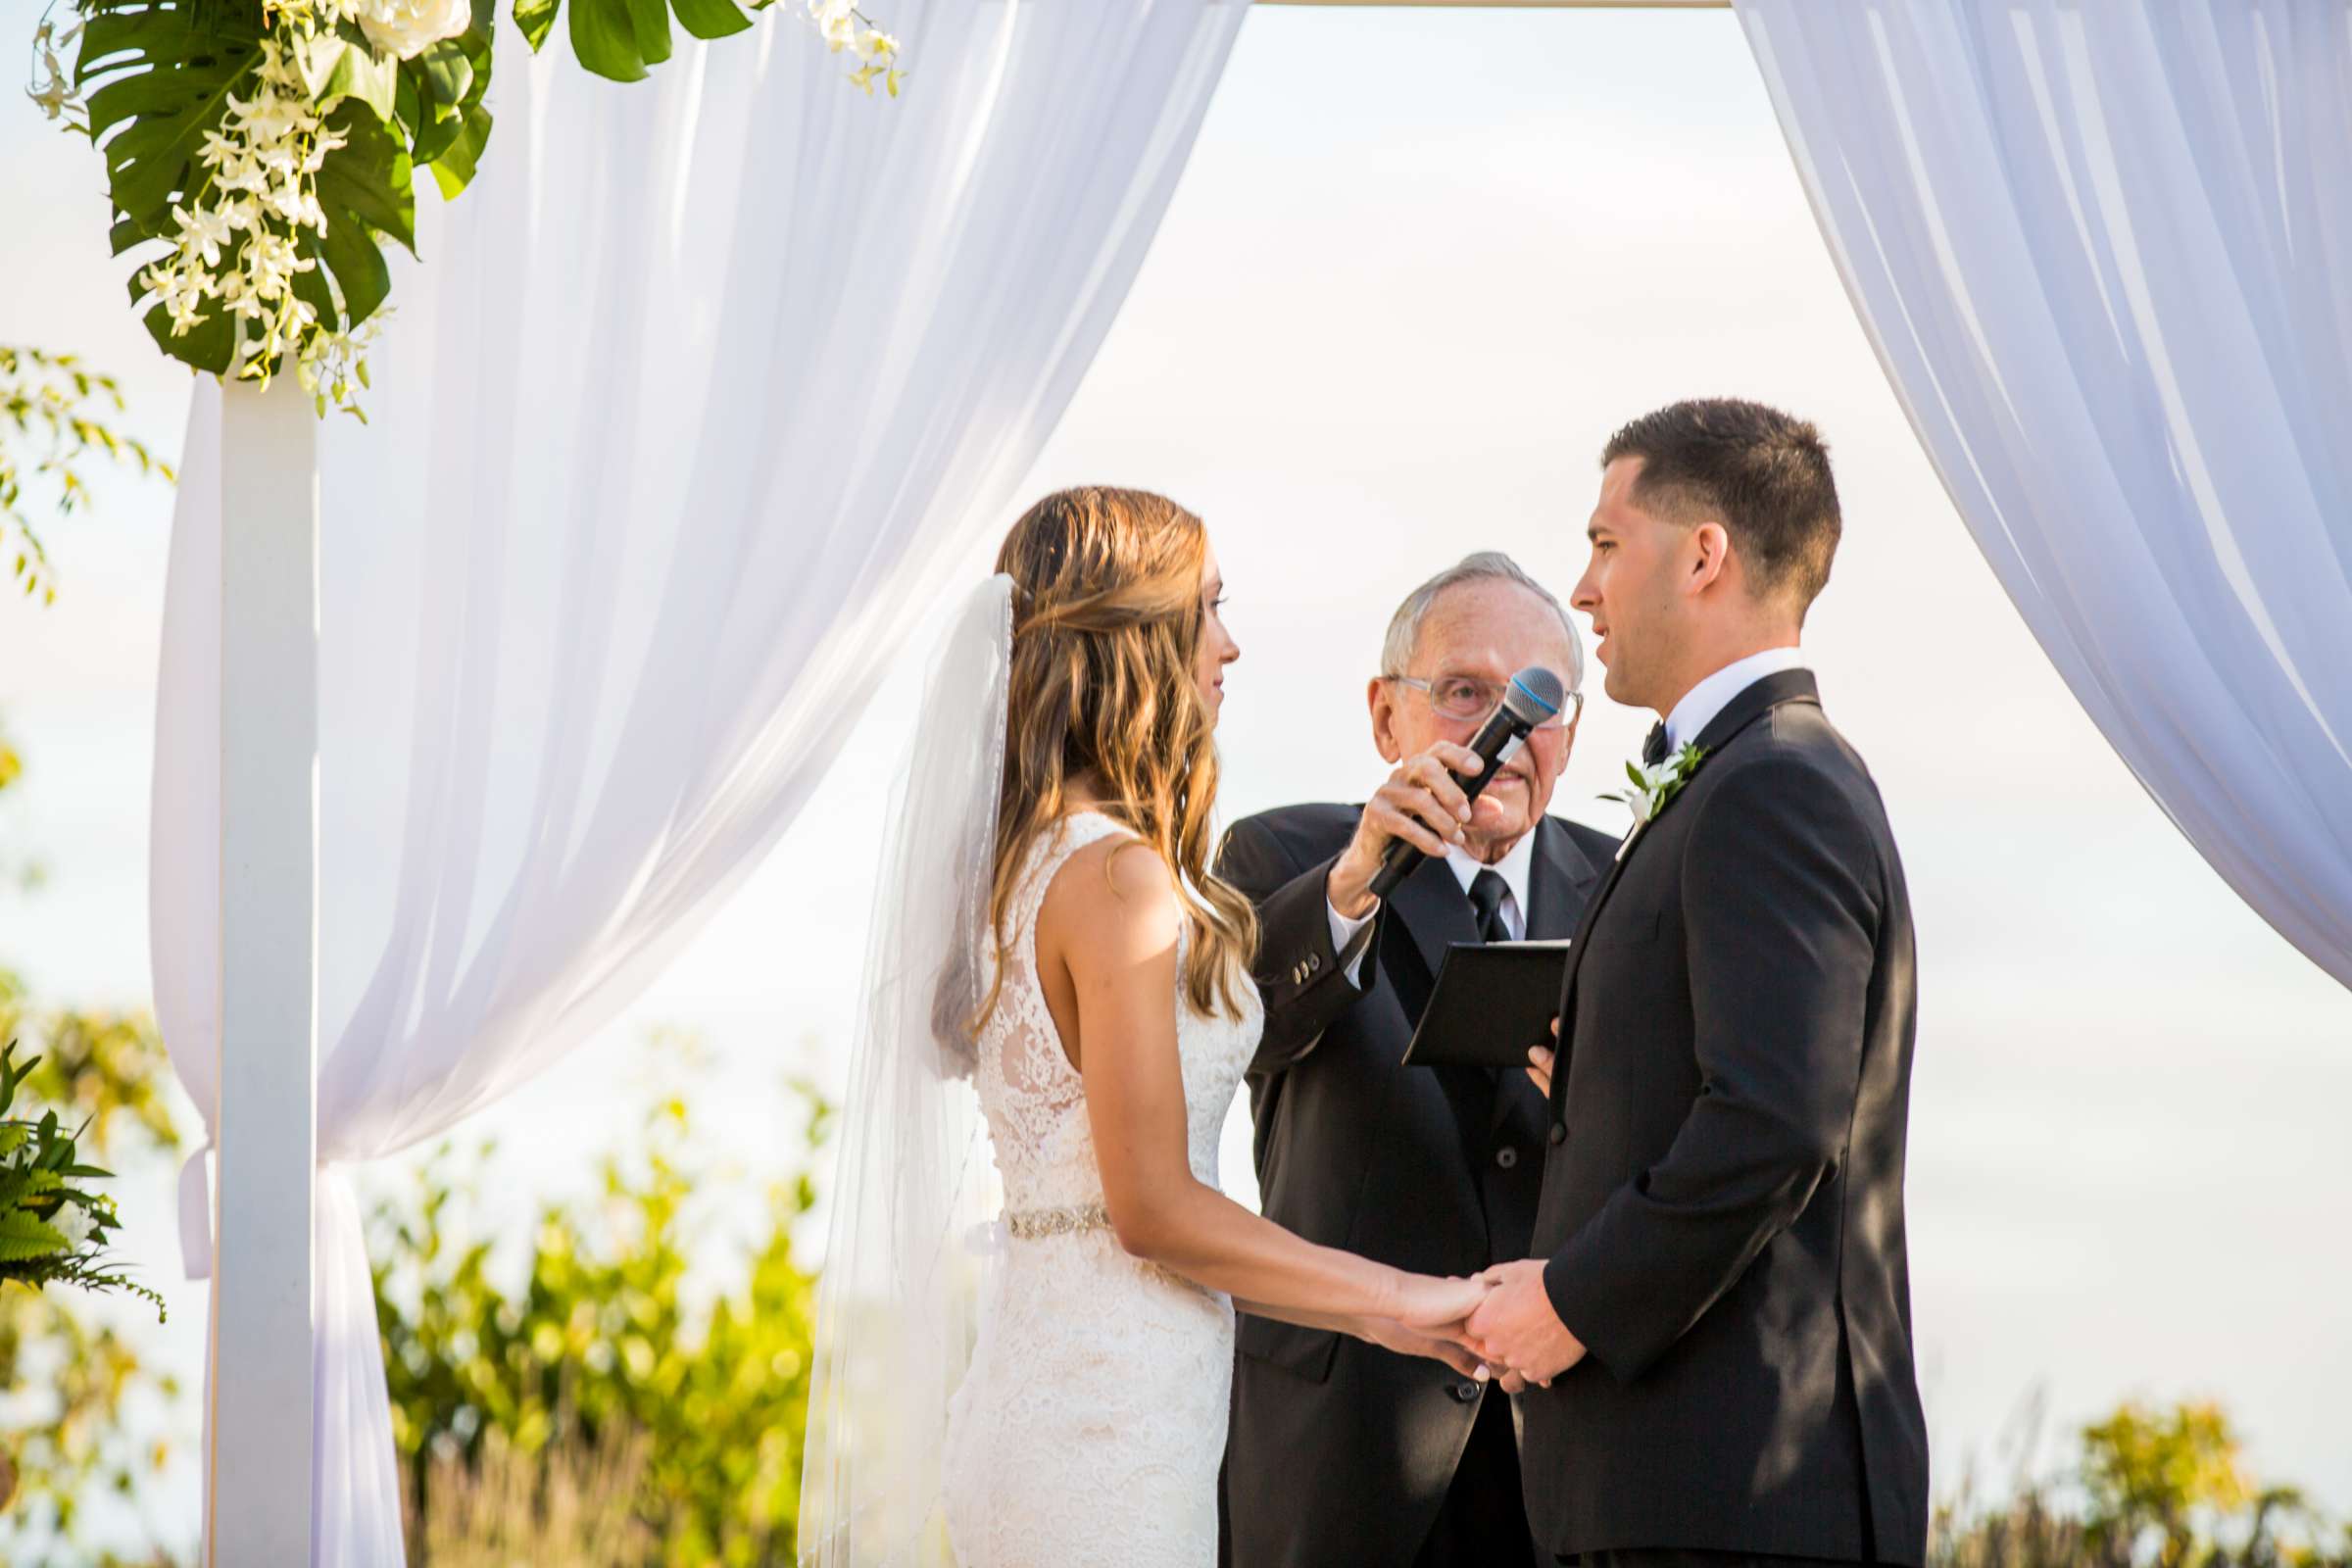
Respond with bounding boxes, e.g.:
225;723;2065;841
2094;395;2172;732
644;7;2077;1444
78;0;2352;1560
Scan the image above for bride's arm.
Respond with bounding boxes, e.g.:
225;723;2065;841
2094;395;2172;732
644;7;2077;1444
1228;1298;1492;1379
1039;840;1487;1339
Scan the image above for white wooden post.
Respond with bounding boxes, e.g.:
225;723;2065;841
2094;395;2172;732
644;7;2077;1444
208;373;319;1566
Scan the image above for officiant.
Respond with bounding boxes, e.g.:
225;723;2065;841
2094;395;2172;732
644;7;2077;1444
1216;554;1618;1568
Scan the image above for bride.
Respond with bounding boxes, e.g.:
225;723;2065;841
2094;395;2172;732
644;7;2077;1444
801;488;1492;1567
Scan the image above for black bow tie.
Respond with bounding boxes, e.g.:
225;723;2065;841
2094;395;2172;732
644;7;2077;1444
1642;722;1671;767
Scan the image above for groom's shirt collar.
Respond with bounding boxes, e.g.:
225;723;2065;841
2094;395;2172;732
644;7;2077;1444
1664;646;1810;753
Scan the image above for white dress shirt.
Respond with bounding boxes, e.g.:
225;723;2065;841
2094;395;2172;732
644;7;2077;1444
1325;826;1536;987
1663;646;1809;752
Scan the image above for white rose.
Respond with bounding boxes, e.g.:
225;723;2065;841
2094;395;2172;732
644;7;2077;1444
359;0;471;60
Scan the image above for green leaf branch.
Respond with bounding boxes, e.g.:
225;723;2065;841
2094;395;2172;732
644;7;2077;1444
0;1040;166;1320
31;0;900;417
0;347;176;606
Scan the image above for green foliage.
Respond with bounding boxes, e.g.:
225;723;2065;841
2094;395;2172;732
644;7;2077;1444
2082;1400;2254;1558
77;0;267;250
1934;1396;2351;1568
0;1038;164;1320
66;0;488;392
370;1045;829;1566
0;347;175;606
40;0;901;401
0;1005;188;1557
0;714;193;1561
518;0;746;83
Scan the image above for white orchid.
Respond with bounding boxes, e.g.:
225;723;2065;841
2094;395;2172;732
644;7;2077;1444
145;260;217;336
26;16;83;123
806;0;903;86
127;20;376;409
172;202;236;267
809;0;858;48
243;228;313;295
46;0;887;421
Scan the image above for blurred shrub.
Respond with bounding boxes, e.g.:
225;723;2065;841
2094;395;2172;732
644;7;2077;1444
370;1043;829;1567
0;715;193;1565
1934;1396;2350;1568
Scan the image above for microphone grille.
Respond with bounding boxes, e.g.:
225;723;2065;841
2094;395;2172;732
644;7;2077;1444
1503;666;1566;725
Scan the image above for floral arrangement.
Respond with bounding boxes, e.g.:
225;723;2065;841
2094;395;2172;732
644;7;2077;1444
0;1040;164;1319
1603;740;1707;829
26;0;899;419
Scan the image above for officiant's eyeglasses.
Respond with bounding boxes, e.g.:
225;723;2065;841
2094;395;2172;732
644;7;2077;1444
1386;675;1582;732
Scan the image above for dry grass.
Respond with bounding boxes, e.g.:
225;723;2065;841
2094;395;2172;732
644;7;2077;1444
405;1426;659;1568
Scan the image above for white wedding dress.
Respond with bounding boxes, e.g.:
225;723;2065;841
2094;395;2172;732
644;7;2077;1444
941;810;1264;1568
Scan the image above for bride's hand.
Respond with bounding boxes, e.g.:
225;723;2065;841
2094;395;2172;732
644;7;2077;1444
1355;1316;1491;1381
1390;1271;1494;1334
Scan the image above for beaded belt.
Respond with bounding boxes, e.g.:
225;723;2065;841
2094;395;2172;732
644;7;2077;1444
1005;1201;1112;1241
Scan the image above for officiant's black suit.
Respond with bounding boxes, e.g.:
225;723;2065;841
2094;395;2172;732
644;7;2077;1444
1525;668;1930;1567
1216;804;1617;1568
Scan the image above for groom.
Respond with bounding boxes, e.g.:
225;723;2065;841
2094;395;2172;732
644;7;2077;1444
1466;400;1931;1566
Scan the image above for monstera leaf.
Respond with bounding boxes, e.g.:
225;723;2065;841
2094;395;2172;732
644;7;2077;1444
78;0;266;240
514;0;749;85
74;0;440;370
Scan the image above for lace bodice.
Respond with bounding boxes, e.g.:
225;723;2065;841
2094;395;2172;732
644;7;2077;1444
943;810;1263;1567
971;810;1260;1216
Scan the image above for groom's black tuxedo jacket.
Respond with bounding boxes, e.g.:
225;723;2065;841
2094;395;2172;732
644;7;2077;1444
1215;804;1616;1568
1525;669;1930;1564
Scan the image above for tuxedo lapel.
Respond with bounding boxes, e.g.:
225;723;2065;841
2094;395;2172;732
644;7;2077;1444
1524;816;1600;942
1551;668;1826;1106
1385;854;1481;991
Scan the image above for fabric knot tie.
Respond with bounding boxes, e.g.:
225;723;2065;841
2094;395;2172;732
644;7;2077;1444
1467;868;1512;946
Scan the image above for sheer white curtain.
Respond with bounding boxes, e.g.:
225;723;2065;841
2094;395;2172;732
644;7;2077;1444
150;3;1250;1561
1736;0;2352;989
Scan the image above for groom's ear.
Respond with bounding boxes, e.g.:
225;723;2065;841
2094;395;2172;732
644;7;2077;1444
1684;520;1734;597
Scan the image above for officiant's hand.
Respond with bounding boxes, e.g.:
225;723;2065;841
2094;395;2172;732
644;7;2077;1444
1527;1019;1559;1098
1464;1259;1587;1389
1328;742;1487;918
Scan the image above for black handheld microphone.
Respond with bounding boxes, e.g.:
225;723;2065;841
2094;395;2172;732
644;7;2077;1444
1367;665;1566;901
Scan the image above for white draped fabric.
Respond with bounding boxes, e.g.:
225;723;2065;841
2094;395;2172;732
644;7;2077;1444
1737;0;2352;990
150;3;1250;1561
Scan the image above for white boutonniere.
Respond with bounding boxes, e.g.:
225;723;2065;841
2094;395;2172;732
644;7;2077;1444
1601;741;1707;849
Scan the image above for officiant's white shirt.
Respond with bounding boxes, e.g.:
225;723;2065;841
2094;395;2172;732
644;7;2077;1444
1664;647;1809;752
1326;813;1536;986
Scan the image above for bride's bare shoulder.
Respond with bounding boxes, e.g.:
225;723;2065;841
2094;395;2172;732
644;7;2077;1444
1037;827;1181;962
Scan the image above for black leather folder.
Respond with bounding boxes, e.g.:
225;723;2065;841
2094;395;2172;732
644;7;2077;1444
1399;939;1573;1069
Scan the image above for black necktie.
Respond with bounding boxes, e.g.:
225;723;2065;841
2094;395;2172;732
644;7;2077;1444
1467;868;1512;945
1642;721;1671;767
1465;870;1512;1099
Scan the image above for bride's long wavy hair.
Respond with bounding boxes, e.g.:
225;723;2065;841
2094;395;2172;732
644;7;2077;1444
976;486;1257;1032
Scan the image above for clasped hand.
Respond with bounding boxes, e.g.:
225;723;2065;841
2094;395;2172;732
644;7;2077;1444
1365;1260;1586;1394
1462;1258;1587;1392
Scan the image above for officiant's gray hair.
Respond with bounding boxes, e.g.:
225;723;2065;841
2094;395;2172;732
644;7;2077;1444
1381;552;1586;693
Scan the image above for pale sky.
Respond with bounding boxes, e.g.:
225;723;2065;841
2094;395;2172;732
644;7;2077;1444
2;2;2348;1547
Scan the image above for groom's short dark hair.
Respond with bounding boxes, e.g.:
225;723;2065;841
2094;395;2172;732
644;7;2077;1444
1602;399;1841;612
